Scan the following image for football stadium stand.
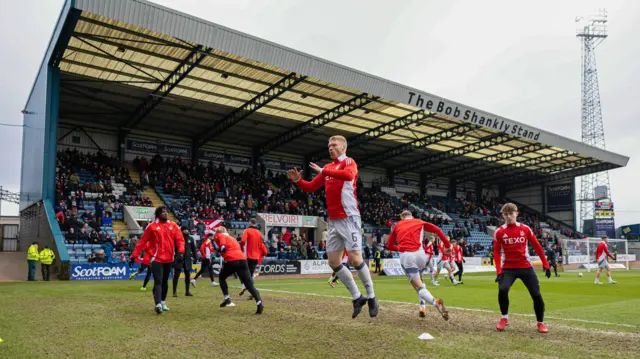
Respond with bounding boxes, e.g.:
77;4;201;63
17;0;629;280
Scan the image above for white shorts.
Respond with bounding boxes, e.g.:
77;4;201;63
425;255;435;269
437;259;451;271
327;216;363;253
598;258;609;269
400;250;428;282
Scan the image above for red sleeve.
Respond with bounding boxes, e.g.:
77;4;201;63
385;227;398;252
260;240;268;257
132;228;151;259
527;227;549;269
240;231;248;250
294;174;325;193
174;227;185;254
423;222;450;248
493;230;502;275
322;158;357;181
603;244;614;260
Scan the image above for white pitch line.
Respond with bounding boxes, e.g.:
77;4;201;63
240;285;639;329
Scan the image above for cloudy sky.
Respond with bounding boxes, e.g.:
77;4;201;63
0;0;638;229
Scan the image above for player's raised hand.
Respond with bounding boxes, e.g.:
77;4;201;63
287;167;301;182
309;162;322;173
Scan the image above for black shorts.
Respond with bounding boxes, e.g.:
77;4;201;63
499;267;541;297
247;259;259;274
174;260;193;272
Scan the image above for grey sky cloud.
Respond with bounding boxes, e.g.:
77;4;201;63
1;0;637;228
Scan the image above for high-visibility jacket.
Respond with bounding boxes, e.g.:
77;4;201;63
39;249;56;265
27;245;39;261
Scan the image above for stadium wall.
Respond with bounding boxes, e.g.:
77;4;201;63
57;124;119;156
505;178;575;230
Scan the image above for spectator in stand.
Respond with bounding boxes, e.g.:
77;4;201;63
66;228;77;244
116;237;129;251
78;227;89;244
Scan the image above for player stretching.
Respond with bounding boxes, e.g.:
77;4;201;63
214;227;264;315
594;236;617;285
386;211;450;320
288;135;378;318
239;218;269;298
328;250;349;288
132;206;185;314
494;203;551;333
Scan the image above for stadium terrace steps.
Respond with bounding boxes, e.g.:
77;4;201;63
143;188;178;223
111;220;129;239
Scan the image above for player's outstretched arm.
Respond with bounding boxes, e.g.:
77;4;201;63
385;228;398;252
288;167;324;192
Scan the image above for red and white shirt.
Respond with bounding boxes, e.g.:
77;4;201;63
453;244;463;263
438;242;450;261
293;154;359;220
596;242;614;262
386;218;450;253
493;222;549;274
424;241;434;258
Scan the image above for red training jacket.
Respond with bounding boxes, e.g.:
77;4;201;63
133;219;184;264
596;241;614;262
214;232;245;262
386;218;450;253
293;154;359;220
493;222;549;275
241;227;268;260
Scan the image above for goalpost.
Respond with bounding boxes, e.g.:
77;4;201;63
562;237;632;272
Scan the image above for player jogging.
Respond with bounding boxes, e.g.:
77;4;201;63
132;206;185;314
288;135;378;319
386;211;450;320
239;218;269;297
328;249;349;288
423;236;437;285
192;233;219;288
128;240;153;290
173;227;198;297
594;236;617;285
493;203;551;333
453;240;465;284
433;238;459;285
214;227;264;315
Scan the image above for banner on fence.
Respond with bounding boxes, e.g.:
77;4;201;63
568;255;590;264
71;264;130;280
258;213;318;228
300;259;333;274
616;254;636;262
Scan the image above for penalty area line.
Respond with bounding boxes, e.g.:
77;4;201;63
243;286;638;329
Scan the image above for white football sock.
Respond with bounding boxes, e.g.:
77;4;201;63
335;265;361;300
355;263;375;298
418;288;435;307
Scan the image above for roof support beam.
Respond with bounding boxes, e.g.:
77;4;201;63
499;157;601;186
458;150;574;184
425;143;550;181
308;110;434;162
121;45;212;131
358;123;477;169
504;162;616;191
50;9;81;68
195;73;306;147
393;133;511;176
259;93;375;154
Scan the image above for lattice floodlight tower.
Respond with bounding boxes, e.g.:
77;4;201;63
575;9;611;232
